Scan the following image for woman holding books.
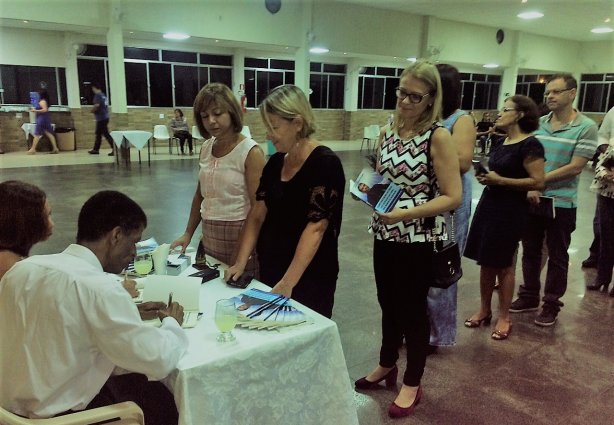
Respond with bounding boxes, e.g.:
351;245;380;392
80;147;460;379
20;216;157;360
463;95;545;340
225;84;345;319
170;83;265;276
354;61;461;419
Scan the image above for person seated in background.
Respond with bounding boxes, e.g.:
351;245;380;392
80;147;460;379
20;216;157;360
0;180;54;279
476;112;495;154
0;191;187;424
170;108;194;155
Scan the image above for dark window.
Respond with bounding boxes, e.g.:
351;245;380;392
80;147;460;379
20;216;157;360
78;59;107;105
581;74;604;82
608;85;614;110
473;82;489;109
270;59;294;70
487;75;501;83
460;73;471;80
324;64;345;74
162;50;197;64
363;66;376;75
83;44;108;57
199;67;209;89
209;67;232;87
58;68;67;105
149;63;172;107
200;54;232;66
360;77;385;109
245;57;268;68
309;74;325;108
328;75;344;109
0;65;62;105
124;47;158;61
377;67;395;77
472;73;487;82
310;62;321;72
125;62;148;106
285;72;294;85
488;84;499;109
0;66;18;103
581;83;608;112
245;69;256;107
384;77;399;110
605;74;614;81
461;81;475;110
174;65;199;107
358;76;364;109
527;83;546;105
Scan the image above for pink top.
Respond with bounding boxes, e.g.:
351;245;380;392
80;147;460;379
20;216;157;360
199;136;258;221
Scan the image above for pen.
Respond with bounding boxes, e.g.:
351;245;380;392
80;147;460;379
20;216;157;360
168;292;173;307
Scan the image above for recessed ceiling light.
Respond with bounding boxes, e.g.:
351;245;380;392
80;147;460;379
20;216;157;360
517;11;544;19
163;32;190;40
343;52;347;55
129;31;134;34
309;47;329;54
215;39;219;43
605;18;611;23
483;63;499;68
591;26;614;33
521;0;527;3
23;20;29;23
284;46;289;49
407;57;417;62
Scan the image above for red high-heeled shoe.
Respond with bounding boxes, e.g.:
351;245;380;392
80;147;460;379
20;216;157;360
354;365;398;389
388;386;422;418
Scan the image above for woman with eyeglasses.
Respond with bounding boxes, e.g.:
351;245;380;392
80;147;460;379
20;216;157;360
463;95;545;340
354;61;461;418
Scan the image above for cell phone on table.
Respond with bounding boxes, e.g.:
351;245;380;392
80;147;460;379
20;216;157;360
226;273;254;289
472;159;489;175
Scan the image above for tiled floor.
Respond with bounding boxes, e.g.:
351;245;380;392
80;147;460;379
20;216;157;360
1;146;613;424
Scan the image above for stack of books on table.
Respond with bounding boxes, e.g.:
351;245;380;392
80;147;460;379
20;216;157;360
230;288;310;331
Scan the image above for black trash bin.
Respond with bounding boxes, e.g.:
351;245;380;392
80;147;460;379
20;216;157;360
55;127;76;151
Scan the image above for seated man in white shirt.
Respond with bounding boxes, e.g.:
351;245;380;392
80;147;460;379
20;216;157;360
0;190;188;425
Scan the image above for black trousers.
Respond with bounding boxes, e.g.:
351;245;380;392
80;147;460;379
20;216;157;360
60;373;178;425
175;130;193;152
588;194;601;259
374;238;431;386
93;118;114;150
519;207;576;312
596;195;614;285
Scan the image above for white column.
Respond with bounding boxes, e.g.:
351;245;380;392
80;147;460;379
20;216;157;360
293;0;311;95
499;65;518;107
572;72;582;109
106;0;127;113
63;33;81;108
232;48;245;101
344;58;361;111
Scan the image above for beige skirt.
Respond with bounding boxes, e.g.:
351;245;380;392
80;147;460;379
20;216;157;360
202;219;259;278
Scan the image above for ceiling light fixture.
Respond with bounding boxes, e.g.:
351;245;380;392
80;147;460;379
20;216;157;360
605;18;611;23
591;26;614;33
163;32;190;40
309;46;329;54
483;63;499;68
517;11;544;19
521;0;528;3
23;20;29;23
407;57;417;62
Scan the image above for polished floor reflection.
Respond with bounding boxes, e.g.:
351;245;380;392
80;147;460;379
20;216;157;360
2;148;612;425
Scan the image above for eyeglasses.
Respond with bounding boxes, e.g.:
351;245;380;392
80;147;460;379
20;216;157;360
544;88;573;97
395;88;431;104
499;107;517;113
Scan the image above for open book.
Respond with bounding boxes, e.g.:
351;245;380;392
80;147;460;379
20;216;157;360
349;167;404;213
141;275;202;328
230;288;310;330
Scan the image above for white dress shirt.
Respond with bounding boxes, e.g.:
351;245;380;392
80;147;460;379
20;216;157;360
0;244;188;419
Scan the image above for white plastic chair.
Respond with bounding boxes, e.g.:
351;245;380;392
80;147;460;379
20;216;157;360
361;125;380;153
0;402;144;425
240;125;252;139
152;125;178;155
192;125;204;154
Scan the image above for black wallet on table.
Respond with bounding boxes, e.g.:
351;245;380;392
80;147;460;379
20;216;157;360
189;266;220;283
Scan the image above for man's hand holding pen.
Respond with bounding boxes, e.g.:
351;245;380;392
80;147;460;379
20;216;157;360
157;293;185;326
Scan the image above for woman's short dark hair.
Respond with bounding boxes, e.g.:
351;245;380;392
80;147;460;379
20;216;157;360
508;95;540;133
77;191;147;243
38;89;49;102
174;108;184;117
193;83;243;139
0;181;48;257
436;64;462;119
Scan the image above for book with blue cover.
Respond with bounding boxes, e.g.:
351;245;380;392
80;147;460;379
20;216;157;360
349;167;404;213
229;288;310;330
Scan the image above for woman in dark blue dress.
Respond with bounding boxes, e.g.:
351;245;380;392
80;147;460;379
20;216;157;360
27;89;59;154
464;95;545;340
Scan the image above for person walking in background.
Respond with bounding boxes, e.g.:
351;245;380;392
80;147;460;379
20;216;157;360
27;89;59;155
426;64;476;352
170;108;194;155
510;74;598;327
88;82;115;156
225;84;345;319
463;96;545;340
354;61;461;418
171;83;265;276
583;106;614;269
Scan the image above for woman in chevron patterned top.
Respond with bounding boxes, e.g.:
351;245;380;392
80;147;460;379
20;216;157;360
354;61;462;419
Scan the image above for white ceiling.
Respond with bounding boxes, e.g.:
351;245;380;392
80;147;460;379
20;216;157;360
334;0;614;42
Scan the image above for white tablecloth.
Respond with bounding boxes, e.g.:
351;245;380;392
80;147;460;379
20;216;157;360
110;130;152;150
21;122;55;140
164;269;358;425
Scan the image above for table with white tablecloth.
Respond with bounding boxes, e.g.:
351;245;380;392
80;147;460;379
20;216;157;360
109;130;152;165
162;269;358;425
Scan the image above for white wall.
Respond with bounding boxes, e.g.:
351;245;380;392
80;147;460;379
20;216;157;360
577;40;614;73
517;33;580;73
0;27;66;67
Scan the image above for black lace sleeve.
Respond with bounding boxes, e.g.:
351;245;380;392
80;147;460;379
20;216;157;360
306;152;345;226
521;136;545;161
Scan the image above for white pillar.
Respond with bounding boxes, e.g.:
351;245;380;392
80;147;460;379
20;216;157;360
572;72;582;109
499;65;518;108
294;0;311;95
63;33;81;108
106;0;127;113
344;58;361;111
232;48;245;101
